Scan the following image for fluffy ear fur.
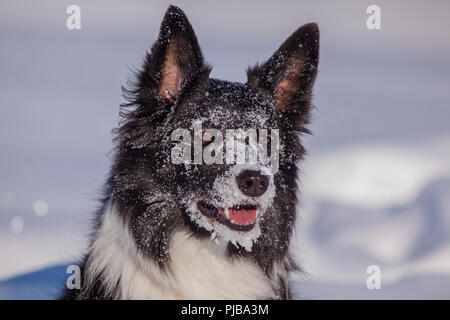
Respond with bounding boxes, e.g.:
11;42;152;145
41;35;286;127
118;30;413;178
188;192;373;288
126;5;210;107
247;23;319;132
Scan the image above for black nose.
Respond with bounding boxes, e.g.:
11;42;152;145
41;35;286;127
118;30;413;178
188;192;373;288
237;170;269;197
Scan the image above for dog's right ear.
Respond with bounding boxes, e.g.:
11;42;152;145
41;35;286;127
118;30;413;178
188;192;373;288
247;23;319;131
135;6;209;105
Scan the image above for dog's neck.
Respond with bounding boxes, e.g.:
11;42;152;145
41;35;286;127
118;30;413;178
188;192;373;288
82;204;282;299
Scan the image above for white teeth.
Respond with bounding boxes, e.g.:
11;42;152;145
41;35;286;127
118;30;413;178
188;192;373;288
219;206;259;225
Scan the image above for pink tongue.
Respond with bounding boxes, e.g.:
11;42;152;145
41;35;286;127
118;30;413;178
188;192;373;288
229;208;257;225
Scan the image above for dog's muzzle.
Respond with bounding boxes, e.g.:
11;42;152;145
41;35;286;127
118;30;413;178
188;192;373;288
236;170;269;197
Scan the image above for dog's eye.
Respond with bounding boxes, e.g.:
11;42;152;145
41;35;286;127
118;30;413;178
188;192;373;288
194;131;215;146
259;136;271;145
201;131;213;142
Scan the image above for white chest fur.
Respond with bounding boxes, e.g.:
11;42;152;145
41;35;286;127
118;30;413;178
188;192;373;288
84;206;277;299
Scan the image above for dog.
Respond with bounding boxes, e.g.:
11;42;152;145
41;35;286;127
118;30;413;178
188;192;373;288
62;5;319;300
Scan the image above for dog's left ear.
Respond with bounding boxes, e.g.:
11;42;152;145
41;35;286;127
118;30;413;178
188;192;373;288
139;6;209;104
247;23;319;129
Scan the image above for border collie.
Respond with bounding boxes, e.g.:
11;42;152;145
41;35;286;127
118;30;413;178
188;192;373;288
62;5;319;300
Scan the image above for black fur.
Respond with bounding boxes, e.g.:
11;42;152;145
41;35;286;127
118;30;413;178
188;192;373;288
62;5;319;300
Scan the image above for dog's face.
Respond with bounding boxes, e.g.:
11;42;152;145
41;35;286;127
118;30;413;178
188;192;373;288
113;6;319;260
168;80;282;249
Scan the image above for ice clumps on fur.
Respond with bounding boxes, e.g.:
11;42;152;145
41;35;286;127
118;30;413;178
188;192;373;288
184;164;275;251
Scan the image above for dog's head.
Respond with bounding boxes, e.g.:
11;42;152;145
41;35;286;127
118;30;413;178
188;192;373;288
112;6;319;261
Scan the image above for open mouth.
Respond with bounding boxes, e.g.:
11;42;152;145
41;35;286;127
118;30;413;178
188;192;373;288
197;201;259;231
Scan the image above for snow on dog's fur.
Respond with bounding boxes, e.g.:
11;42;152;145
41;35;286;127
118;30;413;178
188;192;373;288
62;5;319;300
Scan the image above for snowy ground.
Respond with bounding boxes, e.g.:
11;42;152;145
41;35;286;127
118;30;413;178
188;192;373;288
292;136;450;299
1;0;450;299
